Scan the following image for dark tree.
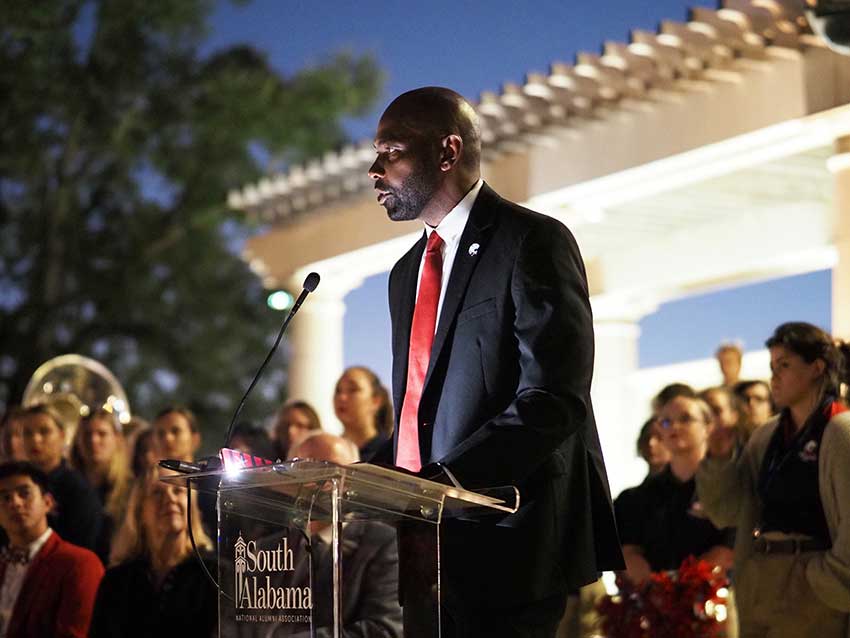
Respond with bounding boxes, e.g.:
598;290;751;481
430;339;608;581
0;1;382;448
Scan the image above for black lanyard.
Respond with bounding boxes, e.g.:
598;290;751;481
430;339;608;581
756;397;833;531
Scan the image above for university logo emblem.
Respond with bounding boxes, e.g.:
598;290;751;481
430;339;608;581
233;530;312;611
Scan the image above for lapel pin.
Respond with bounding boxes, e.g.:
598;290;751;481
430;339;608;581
468;243;480;256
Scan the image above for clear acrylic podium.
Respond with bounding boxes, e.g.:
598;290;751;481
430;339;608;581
162;459;519;638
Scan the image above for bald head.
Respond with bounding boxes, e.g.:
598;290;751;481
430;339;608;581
382;87;481;173
369;87;482;225
289;433;359;465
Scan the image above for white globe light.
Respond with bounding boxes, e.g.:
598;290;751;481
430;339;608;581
267;290;294;311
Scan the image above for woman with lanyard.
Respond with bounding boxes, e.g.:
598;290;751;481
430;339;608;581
697;322;850;637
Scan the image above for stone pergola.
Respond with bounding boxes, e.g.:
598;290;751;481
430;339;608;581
229;0;850;491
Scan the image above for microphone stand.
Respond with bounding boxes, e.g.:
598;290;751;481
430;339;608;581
221;271;321;451
163;271;321;601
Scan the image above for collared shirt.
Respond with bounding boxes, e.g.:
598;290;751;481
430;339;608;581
315;521;348;546
416;179;483;329
0;528;52;637
614;468;733;572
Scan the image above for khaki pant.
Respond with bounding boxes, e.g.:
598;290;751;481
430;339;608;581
736;551;848;638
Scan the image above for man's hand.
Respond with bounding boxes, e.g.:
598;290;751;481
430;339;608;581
418;462;457;486
699;545;735;571
621;544;652;585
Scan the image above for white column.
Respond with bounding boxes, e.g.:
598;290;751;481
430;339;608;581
286;271;364;434
591;319;642;499
590;293;657;498
828;136;850;340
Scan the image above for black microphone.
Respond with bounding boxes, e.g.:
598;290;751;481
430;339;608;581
221;272;321;449
303;271;320;293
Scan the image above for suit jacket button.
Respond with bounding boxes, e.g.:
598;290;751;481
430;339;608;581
421;422;430;428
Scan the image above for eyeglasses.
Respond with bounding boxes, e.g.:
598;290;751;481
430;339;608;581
659;414;704;429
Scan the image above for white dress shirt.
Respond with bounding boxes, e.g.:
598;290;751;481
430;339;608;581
416;179;484;330
0;527;52;638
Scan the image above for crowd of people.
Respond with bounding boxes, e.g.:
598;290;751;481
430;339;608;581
0;365;397;637
1;323;849;637
593;323;850;638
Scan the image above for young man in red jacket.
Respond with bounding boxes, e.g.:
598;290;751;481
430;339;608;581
0;461;104;638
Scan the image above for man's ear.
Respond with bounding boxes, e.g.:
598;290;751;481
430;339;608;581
439;134;463;171
43;492;56;514
191;431;201;453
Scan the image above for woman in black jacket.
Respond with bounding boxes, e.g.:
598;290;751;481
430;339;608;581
89;467;216;638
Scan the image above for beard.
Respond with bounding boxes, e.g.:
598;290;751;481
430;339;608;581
377;163;440;222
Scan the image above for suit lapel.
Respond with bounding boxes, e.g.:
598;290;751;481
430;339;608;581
422;184;496;392
340;522;364;559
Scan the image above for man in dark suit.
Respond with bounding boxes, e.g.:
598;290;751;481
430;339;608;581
216;431;401;638
0;461;104;638
279;433;403;638
368;87;624;637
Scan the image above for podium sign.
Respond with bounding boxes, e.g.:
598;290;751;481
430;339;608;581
163;460;518;638
220;513;313;635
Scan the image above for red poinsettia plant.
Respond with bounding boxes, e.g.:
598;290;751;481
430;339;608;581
596;557;730;638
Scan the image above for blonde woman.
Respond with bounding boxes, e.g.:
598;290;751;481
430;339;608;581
71;409;131;560
89;468;216;638
19;404;102;552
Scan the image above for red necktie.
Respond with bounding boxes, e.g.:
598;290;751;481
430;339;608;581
397;231;443;472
